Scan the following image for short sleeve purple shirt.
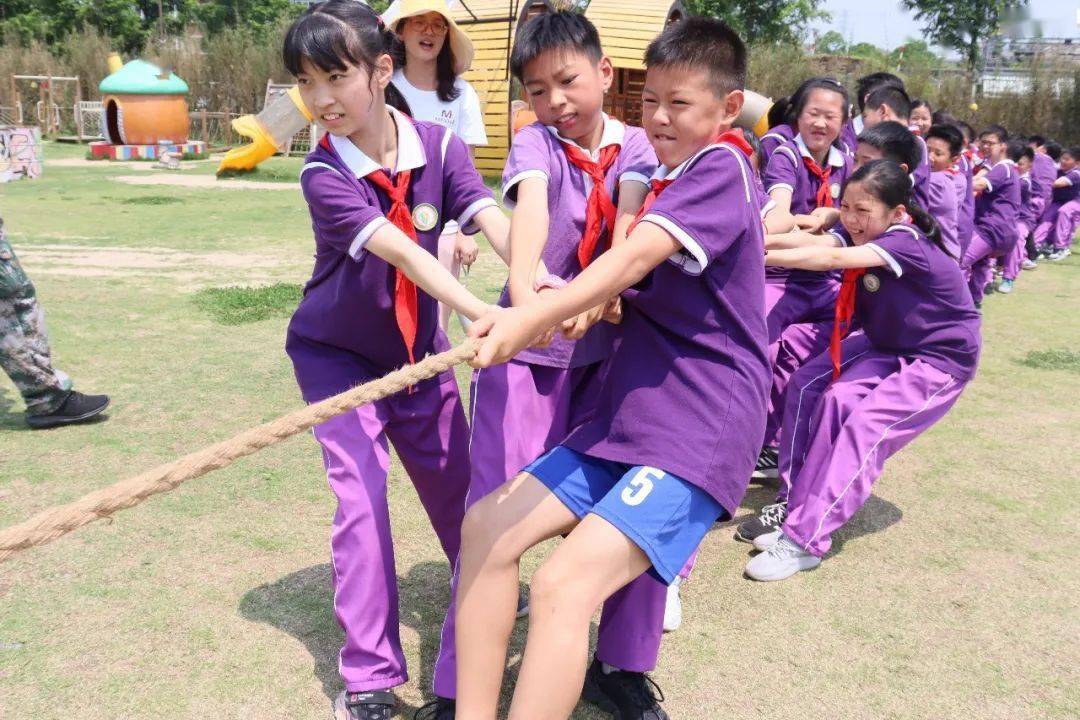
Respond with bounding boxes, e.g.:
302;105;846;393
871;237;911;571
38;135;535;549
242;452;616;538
1052;167;1080;204
564;143;770;514
1018;174;1037;226
928;170;960;258
956;155;976;244
863;224;981;381
286;109;496;402
975;160;1022;251
912;136;933;211
1030;152;1056;205
500;117;657;368
759;123;794;168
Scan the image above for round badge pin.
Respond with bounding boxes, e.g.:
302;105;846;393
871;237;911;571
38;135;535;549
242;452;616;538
412;203;439;232
830;183;842;199
862;273;881;292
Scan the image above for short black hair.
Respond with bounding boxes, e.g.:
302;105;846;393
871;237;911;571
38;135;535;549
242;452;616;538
767;96;791;129
926;123;964;157
1028;134;1046;147
931;109;955;126
855;71;903;111
858;120;920;170
864;84;911;120
1067;146;1080;160
1005;138;1028;163
644;16;747;96
787;76;850;125
510;11;603;83
911;98;931;113
980;124;1008;143
1045;140;1063;161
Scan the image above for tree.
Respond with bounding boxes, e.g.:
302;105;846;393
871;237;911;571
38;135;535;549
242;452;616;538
900;0;1028;74
815;29;847;55
685;0;828;46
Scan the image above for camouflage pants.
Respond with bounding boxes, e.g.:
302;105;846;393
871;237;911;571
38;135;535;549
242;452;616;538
0;222;71;415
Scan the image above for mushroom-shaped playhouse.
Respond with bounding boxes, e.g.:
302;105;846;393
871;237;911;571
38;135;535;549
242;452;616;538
90;55;207;160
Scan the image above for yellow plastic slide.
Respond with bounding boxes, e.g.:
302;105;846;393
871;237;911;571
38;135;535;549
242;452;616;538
217;86;314;174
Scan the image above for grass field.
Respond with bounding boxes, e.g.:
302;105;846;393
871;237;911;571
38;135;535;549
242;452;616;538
1;142;1077;719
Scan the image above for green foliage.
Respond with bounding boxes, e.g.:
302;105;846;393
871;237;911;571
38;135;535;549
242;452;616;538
1018;349;1080;374
815;30;847;55
194;283;304;325
685;0;828;45
900;0;1028;73
0;0;301;53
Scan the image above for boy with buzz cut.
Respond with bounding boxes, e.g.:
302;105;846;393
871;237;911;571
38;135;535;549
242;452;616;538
439;11;671;720
454;16;768;720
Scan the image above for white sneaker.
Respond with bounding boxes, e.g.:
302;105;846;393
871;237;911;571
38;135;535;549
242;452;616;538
1022;258;1037;270
663;576;683;632
1049;249;1068;261
744;533;821;581
752;529;782;551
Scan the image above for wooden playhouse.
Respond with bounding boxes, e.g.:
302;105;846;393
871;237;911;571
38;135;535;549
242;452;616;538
451;0;685;174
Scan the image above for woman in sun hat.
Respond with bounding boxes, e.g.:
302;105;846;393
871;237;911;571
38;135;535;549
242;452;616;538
384;0;489;330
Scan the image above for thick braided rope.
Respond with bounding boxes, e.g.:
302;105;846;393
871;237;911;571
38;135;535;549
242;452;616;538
0;339;480;564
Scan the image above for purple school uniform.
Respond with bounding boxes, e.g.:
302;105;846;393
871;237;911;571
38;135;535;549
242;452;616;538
956;155;976;255
912;136;932;211
564;141;770;515
288;110;495;401
1004;174;1036;281
1029;152;1056;219
928;170;960;258
1034;168;1080;250
963;159;1021;302
776;224;979;555
439;116;666;689
840;115;863;157
759;123;795;168
498;118;656;368
285;108;496;694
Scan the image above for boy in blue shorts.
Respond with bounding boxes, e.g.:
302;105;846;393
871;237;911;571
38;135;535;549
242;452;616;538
453;17;768;720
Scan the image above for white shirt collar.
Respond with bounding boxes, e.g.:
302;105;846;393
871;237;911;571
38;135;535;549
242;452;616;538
545;114;625;160
853;115;865;135
794;133;845;168
330;106;426;178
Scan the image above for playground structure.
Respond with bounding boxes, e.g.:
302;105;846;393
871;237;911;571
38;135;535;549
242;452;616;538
216;82;315;175
6;74;104;142
0;125;43;182
90;54;207;160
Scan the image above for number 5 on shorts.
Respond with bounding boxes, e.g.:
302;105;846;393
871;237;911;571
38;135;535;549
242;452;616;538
621;467;663;506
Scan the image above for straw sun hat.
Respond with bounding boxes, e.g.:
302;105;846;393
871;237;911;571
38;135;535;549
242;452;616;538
381;0;475;75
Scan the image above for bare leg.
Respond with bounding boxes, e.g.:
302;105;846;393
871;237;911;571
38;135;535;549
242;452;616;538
437;229;462;332
509;515;652;720
456;473;579;720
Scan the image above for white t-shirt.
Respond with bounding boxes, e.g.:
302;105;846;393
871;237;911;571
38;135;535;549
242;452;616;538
391;69;488;146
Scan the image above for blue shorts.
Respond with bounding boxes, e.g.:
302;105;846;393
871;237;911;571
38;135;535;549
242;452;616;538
524;445;723;584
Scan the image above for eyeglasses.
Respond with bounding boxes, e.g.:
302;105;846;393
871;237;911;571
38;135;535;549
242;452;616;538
409;18;449;34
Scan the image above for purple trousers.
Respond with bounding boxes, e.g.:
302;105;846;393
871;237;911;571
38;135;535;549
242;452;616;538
1053;199;1080;250
761;275;838;449
961;230;1009;303
777;334;967;557
312;374;471;693
1033;203;1061;250
432;359;666;698
1003;221;1031;281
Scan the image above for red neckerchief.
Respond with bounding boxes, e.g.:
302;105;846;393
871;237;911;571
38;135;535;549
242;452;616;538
562;141;620;268
803;154;834;208
365;168;420;366
628;129;754;234
830;267;865;380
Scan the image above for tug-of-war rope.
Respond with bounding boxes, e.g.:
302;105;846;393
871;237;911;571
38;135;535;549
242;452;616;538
0;339;481;564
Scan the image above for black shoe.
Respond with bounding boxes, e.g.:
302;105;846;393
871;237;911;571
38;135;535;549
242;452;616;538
333;690;396;720
582;658;669;720
26;391;110;429
750;447;779;480
733;501;787;544
415;697;455;720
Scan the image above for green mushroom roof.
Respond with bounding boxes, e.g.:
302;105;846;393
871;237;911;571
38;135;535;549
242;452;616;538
99;59;189;95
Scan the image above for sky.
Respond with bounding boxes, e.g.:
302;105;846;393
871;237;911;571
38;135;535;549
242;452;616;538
812;0;1080;51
